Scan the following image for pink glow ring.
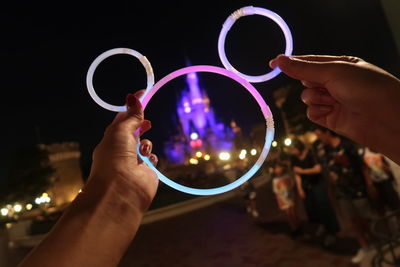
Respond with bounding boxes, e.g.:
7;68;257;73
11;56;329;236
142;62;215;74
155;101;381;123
218;6;293;83
138;65;274;195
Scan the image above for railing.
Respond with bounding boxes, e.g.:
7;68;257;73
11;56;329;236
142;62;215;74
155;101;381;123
370;209;400;266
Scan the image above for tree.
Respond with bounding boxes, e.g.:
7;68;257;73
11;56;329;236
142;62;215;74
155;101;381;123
0;145;55;205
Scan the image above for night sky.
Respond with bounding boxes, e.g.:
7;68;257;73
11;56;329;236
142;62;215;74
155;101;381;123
0;0;398;180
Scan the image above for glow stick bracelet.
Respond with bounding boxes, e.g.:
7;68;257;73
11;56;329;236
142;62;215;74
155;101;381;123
218;6;293;83
138;65;274;195
86;48;154;112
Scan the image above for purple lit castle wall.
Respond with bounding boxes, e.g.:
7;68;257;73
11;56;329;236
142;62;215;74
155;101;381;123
164;71;234;164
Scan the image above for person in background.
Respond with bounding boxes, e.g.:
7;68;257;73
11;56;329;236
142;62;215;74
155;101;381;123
313;127;373;264
240;179;259;218
362;147;400;216
383;157;400;196
290;138;340;247
272;160;301;237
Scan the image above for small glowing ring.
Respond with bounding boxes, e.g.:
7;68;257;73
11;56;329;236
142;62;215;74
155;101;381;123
138;65;274;195
86;48;154;112
218;6;293;83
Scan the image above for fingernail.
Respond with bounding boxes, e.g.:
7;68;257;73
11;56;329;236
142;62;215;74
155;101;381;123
150;155;158;164
269;54;289;68
269;58;278;69
301;95;310;104
126;94;141;109
143;119;152;128
141;144;150;155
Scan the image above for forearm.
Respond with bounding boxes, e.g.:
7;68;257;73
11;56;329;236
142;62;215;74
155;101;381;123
19;175;145;267
294;175;304;193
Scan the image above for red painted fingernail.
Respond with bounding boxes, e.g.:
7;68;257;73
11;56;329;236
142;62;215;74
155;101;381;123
144;144;150;155
150;155;157;163
126;94;141;109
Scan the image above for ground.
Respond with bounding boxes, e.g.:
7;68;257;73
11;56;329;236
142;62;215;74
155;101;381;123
118;181;358;267
8;179;361;267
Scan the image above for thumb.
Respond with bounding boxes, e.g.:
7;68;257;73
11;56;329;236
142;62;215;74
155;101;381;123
123;93;144;133
270;55;335;85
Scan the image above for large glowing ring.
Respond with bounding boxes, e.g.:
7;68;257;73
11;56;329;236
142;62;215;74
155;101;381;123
138;65;274;195
86;48;154;112
218;6;293;83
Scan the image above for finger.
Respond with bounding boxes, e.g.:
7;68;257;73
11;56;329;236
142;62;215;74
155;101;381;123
139;120;152;136
148;153;158;166
269;55;336;84
289;55;362;64
306;104;333;125
111;90;146;126
270;55;350;69
301;88;337;105
134;89;146;100
301;80;324;88
139;139;153;157
121;93;144;133
111;112;127;124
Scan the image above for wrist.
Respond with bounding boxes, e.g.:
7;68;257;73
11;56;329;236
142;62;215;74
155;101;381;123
83;173;147;221
88;164;157;213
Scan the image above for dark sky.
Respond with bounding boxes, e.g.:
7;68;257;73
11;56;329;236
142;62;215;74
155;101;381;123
0;0;398;180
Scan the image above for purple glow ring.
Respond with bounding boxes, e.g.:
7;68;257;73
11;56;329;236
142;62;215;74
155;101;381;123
139;65;274;195
218;6;293;83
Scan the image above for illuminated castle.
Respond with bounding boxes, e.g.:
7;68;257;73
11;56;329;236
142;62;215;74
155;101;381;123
164;69;234;164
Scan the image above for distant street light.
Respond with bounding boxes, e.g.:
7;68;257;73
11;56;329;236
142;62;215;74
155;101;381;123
1;208;9;216
219;152;231;161
189;158;199;165
13;204;22;213
190;132;199;140
35;192;51;205
250;149;257;156
284;138;292;146
272;141;278;147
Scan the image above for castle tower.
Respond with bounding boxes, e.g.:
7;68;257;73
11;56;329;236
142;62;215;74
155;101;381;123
39;142;84;207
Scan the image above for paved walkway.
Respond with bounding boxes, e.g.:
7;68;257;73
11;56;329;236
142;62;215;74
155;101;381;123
118;182;359;267
6;179;365;266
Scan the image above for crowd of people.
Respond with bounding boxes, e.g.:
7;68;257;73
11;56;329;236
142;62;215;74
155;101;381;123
270;126;400;264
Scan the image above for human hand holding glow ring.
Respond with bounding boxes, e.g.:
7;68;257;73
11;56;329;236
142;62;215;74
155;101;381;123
86;48;154;112
218;6;293;83
137;65;274;196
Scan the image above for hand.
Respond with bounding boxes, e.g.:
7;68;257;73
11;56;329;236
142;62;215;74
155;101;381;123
19;91;160;267
270;55;400;164
293;166;304;174
298;189;306;199
89;91;159;213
